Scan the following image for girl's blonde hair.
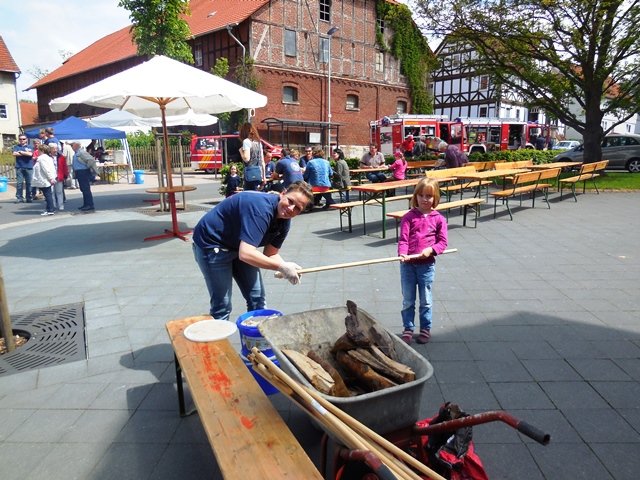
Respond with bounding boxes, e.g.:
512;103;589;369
410;177;441;209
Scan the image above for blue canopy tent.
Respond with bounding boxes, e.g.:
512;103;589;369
24;116;126;140
24;116;133;180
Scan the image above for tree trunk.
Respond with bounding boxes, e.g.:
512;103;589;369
582;90;605;164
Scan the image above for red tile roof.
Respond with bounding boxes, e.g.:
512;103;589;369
29;0;269;89
0;35;20;73
19;102;39;126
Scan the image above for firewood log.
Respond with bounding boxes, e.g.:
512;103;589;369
307;350;350;397
336;351;397;392
369;346;415;383
282;349;334;394
345;300;371;346
347;348;413;384
331;332;358;353
368;323;399;361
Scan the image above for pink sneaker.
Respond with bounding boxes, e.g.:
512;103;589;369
401;329;414;344
417;329;431;344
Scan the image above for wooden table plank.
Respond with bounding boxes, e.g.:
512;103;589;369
167;318;322;479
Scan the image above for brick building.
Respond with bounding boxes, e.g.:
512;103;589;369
29;0;425;149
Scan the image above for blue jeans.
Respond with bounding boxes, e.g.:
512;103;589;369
75;169;94;208
15;167;33;201
366;171;387;183
41;186;54;213
400;262;435;331
192;243;266;321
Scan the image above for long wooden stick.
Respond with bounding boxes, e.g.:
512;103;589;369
251;349;445;480
276;248;458;277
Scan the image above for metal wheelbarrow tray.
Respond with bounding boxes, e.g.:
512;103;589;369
259;306;434;434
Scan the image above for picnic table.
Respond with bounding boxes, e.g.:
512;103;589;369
352;177;454;238
452;168;530;206
350;166;388;185
527;162;582;170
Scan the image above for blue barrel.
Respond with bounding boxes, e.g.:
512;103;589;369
133;170;145;184
241;354;280;395
236;309;282;358
0;176;7;193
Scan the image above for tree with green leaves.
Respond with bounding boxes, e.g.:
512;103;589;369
414;0;640;163
118;0;194;63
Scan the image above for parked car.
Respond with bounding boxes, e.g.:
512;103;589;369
552;140;581;150
553;133;640;173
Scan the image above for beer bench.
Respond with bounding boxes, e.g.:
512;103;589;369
387;198;486;241
166;316;322;479
559;160;609;201
313;187;351;203
329;194;413;233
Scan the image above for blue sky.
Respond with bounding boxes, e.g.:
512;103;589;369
2;1;131;101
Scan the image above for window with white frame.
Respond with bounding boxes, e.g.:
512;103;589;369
285;30;297;57
194;44;203;66
397;101;407;114
375;51;384;72
319;38;329;63
0;104;7;119
377;16;385;35
320;0;331;22
346;94;359;110
283;86;299;103
479;107;487;117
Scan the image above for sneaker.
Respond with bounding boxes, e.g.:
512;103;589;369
58;206;64;211
41;211;55;216
15;199;25;203
401;328;414;344
417;329;431;344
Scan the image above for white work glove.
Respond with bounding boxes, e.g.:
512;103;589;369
275;262;302;285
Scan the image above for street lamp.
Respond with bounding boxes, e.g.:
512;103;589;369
326;26;339;157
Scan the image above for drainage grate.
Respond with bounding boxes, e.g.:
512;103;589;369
0;303;87;377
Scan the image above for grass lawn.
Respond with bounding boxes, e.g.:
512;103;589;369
558;171;640;190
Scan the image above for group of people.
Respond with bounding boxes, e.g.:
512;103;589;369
199;123;448;346
12;127;100;214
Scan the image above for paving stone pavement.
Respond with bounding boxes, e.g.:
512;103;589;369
0;179;639;480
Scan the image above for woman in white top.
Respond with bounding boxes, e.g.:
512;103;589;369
238;122;265;191
31;144;57;215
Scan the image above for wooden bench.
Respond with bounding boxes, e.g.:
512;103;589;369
166;316;322;479
427;165;492;201
494;159;534;186
329;194;413;232
312;186;351;204
490;170;549;220
559;160;609;201
386;198;486;241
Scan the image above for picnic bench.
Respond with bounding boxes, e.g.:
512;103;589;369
329;194;413;232
387;197;486;241
166;315;322;479
312;186;351;204
426;165;492;201
559;160;609;201
490;169;556;220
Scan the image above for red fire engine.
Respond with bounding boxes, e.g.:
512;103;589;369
370;115;551;155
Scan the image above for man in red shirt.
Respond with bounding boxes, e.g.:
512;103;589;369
402;135;415;158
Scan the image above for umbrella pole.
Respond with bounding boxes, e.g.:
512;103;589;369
161;103;173;190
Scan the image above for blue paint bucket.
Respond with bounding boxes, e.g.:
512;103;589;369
236;309;282;358
0;176;7;193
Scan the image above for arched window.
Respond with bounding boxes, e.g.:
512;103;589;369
346;94;359;110
396;101;407;114
283;86;299;103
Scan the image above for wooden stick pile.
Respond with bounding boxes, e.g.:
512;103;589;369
249;348;446;480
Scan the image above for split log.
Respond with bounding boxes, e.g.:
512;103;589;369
283;349;334;395
369;346;415;383
331;332;358;354
336;351;397;392
345;300;371;346
307;350;350;397
347;348;413;384
368;323;399;361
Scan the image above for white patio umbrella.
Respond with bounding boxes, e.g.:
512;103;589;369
50;55;267;190
88;108;219;128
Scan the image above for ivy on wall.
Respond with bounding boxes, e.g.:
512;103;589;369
376;1;438;114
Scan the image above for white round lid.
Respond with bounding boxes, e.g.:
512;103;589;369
184;320;238;342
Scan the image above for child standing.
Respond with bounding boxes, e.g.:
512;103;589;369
224;164;242;197
399;178;448;344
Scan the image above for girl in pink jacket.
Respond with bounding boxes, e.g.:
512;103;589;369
398;178;448;344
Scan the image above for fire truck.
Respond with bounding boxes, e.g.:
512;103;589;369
189;135;280;173
370;114;551;155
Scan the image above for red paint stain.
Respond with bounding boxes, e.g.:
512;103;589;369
241;416;257;429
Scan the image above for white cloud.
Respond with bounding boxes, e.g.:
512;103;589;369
3;0;131;101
